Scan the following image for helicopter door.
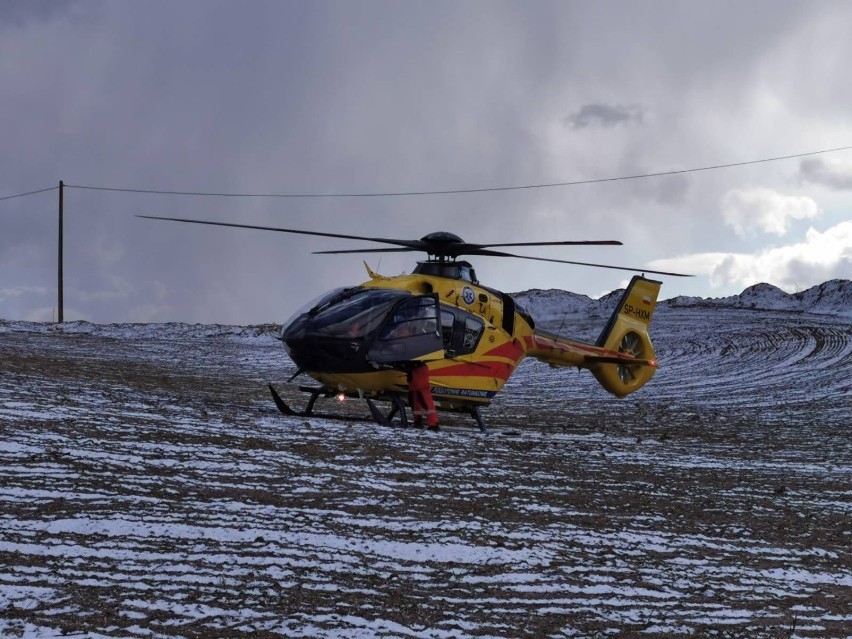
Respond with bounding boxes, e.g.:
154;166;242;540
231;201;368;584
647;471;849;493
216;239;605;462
367;295;444;365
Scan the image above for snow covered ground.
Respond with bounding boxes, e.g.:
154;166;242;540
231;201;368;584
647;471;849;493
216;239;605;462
1;287;850;638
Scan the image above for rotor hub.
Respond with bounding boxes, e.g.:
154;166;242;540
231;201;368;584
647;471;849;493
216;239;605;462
419;231;466;258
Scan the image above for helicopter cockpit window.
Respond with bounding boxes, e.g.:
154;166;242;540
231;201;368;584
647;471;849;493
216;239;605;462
309;289;408;338
379;297;439;341
281;287;351;336
308;286;363;317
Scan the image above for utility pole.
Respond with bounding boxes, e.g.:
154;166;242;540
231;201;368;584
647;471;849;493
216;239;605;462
58;180;64;323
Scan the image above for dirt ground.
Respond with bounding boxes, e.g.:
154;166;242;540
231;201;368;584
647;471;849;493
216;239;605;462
1;309;850;638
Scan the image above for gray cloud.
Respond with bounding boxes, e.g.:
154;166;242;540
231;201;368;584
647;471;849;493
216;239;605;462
564;103;646;129
0;0;82;30
800;157;852;190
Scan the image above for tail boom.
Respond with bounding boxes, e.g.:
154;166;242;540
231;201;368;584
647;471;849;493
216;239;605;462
527;276;662;398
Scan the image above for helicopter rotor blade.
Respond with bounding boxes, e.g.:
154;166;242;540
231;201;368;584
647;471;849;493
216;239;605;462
136;215;689;274
474;240;622;248
137;216;622;255
135;215;424;250
313;248;420;255
467;248;694;277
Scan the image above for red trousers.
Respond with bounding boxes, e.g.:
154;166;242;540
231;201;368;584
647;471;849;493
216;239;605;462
408;365;438;428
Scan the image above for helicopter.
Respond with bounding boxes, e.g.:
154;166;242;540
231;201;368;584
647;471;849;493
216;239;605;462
139;216;691;431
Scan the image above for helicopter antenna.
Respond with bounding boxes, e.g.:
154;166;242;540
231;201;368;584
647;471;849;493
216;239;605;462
553;311;570;344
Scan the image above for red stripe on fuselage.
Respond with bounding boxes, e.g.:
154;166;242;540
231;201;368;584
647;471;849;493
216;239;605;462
483;340;525;362
433;360;516;381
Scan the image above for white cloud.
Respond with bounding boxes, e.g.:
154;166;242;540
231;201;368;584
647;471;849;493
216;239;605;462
649;221;852;292
721;188;820;237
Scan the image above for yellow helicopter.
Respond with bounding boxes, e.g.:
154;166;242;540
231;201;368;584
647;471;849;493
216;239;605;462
140;216;691;431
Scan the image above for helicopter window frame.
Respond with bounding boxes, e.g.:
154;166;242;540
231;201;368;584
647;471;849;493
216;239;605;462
457;263;478;284
440;307;484;356
440;310;455;350
378;296;440;342
461;316;484;353
366;295;444;365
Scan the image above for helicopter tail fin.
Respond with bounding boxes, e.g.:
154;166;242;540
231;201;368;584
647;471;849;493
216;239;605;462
587;275;661;397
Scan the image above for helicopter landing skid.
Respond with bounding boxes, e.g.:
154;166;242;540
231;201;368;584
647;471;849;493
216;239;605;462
466;406;489;433
365;396;411;428
268;384;488;432
268;384;411;427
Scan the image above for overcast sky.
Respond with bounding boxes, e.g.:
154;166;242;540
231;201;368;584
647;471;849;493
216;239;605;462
2;0;851;324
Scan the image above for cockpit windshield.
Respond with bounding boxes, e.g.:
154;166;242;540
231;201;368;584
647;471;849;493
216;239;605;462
281;287;350;336
295;288;411;339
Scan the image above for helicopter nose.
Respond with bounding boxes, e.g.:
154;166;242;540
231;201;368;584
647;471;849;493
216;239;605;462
281;313;371;374
283;333;372;374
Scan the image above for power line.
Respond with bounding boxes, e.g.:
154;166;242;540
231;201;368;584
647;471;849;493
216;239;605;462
64;144;852;199
0;185;58;203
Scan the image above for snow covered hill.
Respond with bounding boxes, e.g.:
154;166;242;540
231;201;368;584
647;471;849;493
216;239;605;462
0;319;282;341
515;279;852;327
664;279;852;317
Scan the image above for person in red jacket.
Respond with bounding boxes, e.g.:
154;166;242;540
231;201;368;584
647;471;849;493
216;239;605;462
407;363;438;430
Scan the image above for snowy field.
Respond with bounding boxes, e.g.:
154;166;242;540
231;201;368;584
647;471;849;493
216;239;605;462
1;304;850;638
